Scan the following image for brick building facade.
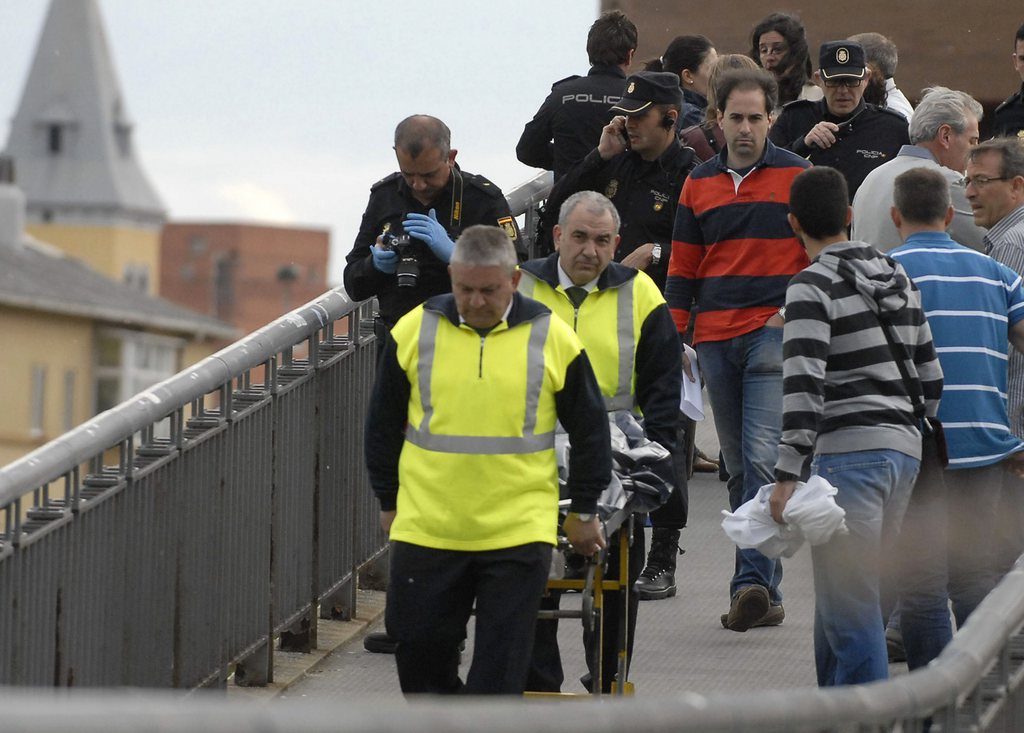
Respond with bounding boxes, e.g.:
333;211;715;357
161;223;330;342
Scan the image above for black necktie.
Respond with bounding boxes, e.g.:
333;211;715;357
566;286;588;308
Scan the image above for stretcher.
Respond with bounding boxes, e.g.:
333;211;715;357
524;411;675;698
527;504;636;698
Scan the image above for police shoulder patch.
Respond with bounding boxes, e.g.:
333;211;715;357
497;216;518;241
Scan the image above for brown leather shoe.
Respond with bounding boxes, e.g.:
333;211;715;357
720;603;785;629
722;585;770;632
693;449;720;473
753;604;785;627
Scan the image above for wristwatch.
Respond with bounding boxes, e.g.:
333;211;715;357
650;243;662;265
569;512;596;522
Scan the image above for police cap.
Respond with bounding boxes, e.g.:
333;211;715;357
819;41;867;80
610;71;683;115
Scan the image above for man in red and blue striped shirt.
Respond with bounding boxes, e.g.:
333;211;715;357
665;68;809;632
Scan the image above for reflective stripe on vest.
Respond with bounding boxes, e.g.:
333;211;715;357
520;271;637;412
609;279;635;411
405;309;555;454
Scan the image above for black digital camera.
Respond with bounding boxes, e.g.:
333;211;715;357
380;231;420;288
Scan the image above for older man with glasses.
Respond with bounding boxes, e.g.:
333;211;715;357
965;137;1024;578
769;41;909;200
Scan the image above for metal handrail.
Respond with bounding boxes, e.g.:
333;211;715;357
0;288;355;504
0;561;1021;731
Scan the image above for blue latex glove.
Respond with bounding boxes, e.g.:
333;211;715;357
370;243;398;274
402;209;455;263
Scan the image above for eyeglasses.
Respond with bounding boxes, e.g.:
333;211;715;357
758;44;787;57
961;175;1011;188
822;77;864;88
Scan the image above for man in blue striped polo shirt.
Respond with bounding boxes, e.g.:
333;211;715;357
889;166;1024;674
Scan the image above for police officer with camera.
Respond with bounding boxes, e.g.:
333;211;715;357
769;41;909;200
344;115;522;331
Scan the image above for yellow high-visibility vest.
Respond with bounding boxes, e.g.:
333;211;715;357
389;302;587;551
518;268;665;412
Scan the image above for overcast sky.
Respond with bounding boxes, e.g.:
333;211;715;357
0;0;598;284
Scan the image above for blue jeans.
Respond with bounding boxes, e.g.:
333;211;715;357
698;326;784;604
810;450;919;686
896;462;1002;671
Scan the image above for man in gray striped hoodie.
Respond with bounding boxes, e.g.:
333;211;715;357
768;166;943;687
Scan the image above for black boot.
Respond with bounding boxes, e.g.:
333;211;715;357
363;631;398;654
634;528;682;600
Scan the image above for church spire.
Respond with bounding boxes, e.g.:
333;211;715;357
4;0;165;229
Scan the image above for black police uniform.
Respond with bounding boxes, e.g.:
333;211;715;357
343;166;521;329
516;65;627;181
769;98;909;201
994;83;1024;139
542;140;697;291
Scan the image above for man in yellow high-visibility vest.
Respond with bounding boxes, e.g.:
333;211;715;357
519;190;683;693
365;224;611;695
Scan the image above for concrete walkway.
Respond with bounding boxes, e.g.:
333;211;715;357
275;469;833;701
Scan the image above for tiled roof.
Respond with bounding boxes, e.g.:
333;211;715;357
0;238;236;339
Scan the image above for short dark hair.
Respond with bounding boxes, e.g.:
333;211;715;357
705;54;761;122
394;115;450;158
587;10;638;67
969;137;1024;179
645;35;714;76
748;12;812;104
1016;21;1024;45
715;68;779;117
893;168;951;225
789;167;850;239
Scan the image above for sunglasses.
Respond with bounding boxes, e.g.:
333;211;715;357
822;77;864;88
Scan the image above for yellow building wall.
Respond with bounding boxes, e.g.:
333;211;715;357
25;223;162;296
0;308;94;468
0;312;227;471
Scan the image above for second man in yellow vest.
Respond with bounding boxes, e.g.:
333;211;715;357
519;190;683;693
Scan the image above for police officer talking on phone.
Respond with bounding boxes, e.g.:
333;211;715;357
344;115;522;333
540;72;696;291
769;41;908;200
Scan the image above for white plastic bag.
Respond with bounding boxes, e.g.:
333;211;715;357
782;475;847;546
721;476;847;558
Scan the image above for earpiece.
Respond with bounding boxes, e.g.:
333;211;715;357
661;113;675;129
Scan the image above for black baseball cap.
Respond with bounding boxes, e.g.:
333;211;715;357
819;41;866;80
610;71;683;115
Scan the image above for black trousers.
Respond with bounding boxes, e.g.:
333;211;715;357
648;418;691;530
385;540;551;695
527;522;645;693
